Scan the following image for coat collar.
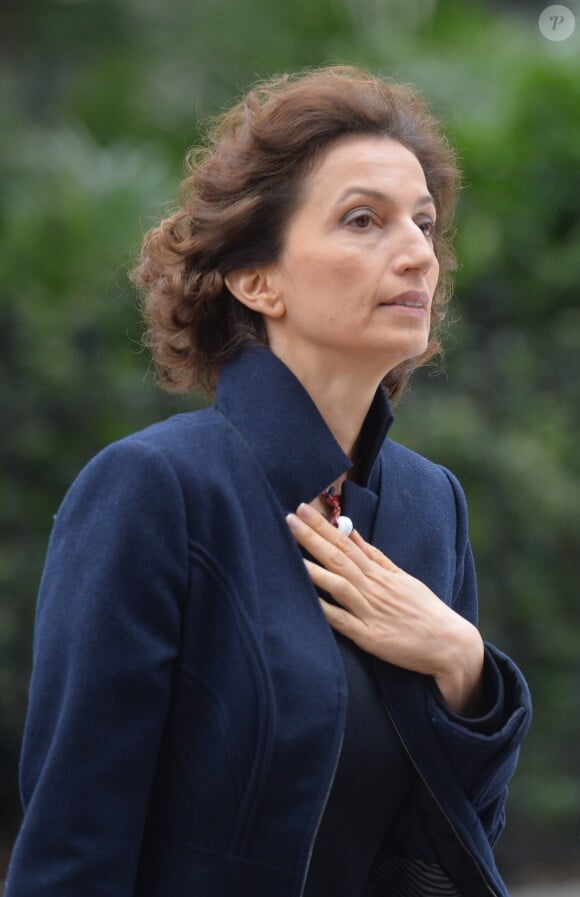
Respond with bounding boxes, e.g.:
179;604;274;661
215;345;394;513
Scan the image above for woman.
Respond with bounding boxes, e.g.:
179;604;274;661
6;65;531;897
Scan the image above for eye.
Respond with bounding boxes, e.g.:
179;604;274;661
418;219;436;238
345;211;378;230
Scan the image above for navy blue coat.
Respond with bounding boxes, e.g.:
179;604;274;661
6;346;531;897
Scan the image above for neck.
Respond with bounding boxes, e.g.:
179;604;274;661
267;343;388;475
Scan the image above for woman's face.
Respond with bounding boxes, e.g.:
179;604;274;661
266;134;440;376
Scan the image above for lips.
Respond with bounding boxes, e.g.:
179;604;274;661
380;290;429;309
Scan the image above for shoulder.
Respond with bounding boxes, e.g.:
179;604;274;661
53;408;226;522
380;437;466;502
76;406;224;481
377;438;471;549
112;406;222;461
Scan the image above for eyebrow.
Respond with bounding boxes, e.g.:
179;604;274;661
335;186;436;210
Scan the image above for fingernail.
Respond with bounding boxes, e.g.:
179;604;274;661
286;512;304;530
297;502;315;520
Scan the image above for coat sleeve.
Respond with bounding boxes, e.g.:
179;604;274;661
425;466;532;845
5;438;189;897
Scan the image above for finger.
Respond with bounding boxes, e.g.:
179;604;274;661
304;559;368;618
295;504;400;577
350;529;400;573
319;597;369;642
296;501;353;543
294;503;376;574
286;511;367;583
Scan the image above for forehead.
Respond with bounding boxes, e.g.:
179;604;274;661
300;134;429;202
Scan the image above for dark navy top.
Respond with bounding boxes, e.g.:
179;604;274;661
301;393;503;897
265;350;521;897
302;476;414;897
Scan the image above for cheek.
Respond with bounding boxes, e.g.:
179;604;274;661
297;245;368;294
428;262;441;323
430;257;441;290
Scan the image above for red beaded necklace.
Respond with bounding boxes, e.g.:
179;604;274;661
320;486;342;526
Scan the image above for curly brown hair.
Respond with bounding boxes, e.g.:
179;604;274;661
131;64;461;401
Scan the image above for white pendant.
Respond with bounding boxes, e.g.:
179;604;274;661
337;515;353;536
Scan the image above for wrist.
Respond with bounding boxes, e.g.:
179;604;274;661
434;622;485;716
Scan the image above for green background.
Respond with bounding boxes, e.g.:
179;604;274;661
1;0;579;885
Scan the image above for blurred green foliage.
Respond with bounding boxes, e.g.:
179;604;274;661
1;0;578;879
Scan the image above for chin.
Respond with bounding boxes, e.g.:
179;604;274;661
377;337;430;367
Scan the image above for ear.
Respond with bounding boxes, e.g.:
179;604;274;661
224;267;285;319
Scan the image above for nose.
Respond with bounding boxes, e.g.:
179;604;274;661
391;220;437;275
